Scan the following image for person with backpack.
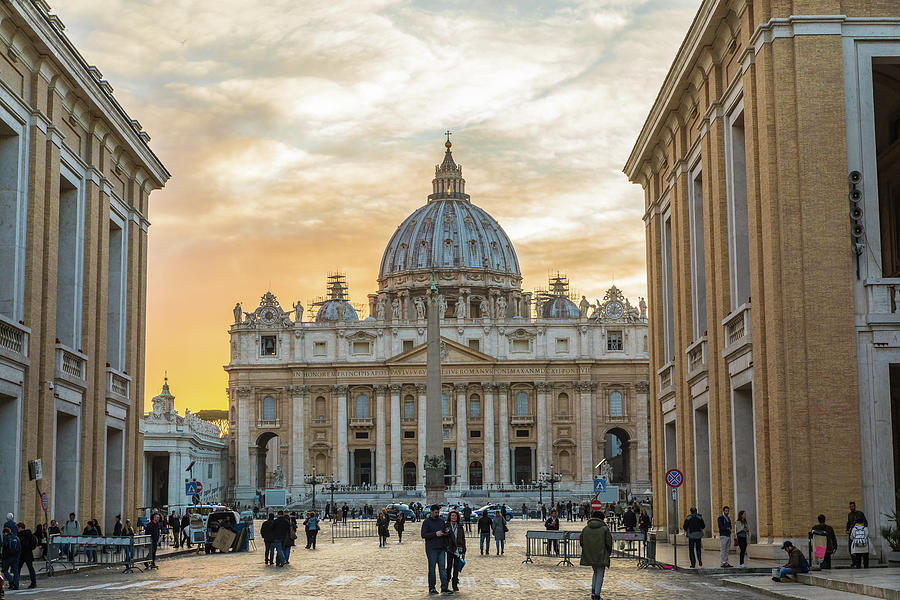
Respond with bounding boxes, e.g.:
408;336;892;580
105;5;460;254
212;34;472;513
304;511;320;550
683;507;706;568
260;513;275;564
850;518;870;568
772;541;810;582
810;514;838;569
846;501;868;553
0;527;19;590
15;524;35;589
579;511;613;600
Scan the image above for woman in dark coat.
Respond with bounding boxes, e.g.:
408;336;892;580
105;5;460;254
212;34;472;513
445;509;466;592
376;509;390;547
394;511;406;543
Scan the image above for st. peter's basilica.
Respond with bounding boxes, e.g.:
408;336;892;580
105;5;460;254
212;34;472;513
224;141;650;505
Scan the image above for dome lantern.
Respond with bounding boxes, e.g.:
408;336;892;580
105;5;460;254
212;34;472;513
428;131;469;202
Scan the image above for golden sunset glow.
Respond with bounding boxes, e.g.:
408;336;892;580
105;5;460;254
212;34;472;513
57;0;701;412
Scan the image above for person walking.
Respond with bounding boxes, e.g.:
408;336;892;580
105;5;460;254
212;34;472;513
1;527;20;591
477;511;492;555
850;518;870;568
284;513;297;564
112;515;123;537
579;511;612;600
394;511;406;543
304;511;320;549
846;502;868;554
491;510;507;556
810;514;838;569
180;513;192;548
122;519;135;564
521;503;528;520
733;510;750;568
544;509;560;556
462;504;473;533
15;524;35;589
61;513;79;561
341;503;349;522
717;506;733;568
638;509;651;541
1;518;13;538
772;541;809;582
420;504;449;595
144;513;160;569
622;505;637;532
168;511;180;549
682;507;705;568
377;509;390;547
261;513;275;564
444;509;466;592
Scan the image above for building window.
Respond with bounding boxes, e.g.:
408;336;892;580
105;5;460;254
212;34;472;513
0;126;20;321
515;391;529;416
355;431;368;439
557;392;570;416
355;394;370;419
404;430;415;439
607;330;623;351
352;340;371;354
468;339;480;352
442;427;451;440
261;335;277;356
315;396;327;420
442;392;450;417
512;339;530;353
404;397;415;419
402;339;414;353
470;429;481;438
609;391;623;417
515;429;529;438
262;396;276;421
208;463;213;479
661;211;675;360
688;166;707;340
874;62;900;277
469;395;481;418
313;341;326;356
555;338;569;353
726;104;751;309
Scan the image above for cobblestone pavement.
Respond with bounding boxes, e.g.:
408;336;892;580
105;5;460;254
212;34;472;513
7;520;767;599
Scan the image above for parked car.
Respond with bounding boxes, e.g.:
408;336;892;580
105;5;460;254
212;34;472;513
385;503;417;522
473;504;514;522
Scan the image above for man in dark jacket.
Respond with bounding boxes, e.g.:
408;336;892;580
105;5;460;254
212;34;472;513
462;504;472;533
144;514;161;569
810;514;838;569
544;509;561;556
773;541;809;582
717;506;732;568
477;512;492;555
580;511;612;600
15;524;35;589
622;506;637;532
260;514;275;564
683;507;706;568
420;504;449;595
269;511;291;567
0;527;19;591
180;513;192;548
168;512;180;549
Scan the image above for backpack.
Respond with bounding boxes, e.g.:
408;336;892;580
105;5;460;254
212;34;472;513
3;534;19;554
852;526;869;549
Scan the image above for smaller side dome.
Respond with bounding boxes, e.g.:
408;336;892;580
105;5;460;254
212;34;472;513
538;273;581;319
312;274;359;323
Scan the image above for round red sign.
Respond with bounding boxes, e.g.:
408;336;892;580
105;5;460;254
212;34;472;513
591;499;603;512
195;481;203;493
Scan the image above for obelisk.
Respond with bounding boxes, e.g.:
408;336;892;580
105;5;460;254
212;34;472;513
424;275;446;505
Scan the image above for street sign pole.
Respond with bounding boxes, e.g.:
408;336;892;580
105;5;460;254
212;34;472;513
672;488;678;569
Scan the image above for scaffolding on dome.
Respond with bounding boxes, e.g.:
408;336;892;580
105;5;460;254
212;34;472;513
533;273;579;309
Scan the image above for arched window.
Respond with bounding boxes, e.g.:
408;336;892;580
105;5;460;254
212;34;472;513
355;393;369;419
557;392;570;416
404;395;415;419
515;391;529;416
559;450;572;474
469;394;481;418
609;391;623;417
315;396;327;421
262;396;276;421
441;392;450;417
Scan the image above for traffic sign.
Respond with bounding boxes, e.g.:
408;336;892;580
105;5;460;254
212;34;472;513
591;499;603;512
593;478;607;493
665;468;683;488
40;492;48;511
185;481;197;496
195;481;203;493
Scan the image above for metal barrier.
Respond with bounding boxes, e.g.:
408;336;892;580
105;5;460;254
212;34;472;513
46;535;154;575
524;530;662;569
331;519;378;542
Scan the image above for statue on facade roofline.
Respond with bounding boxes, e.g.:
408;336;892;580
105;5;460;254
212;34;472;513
454;297;466;319
293;300;304;323
639;297;647;319
579;296;590;317
233;302;242;324
414;296;426;320
496;296;507;319
376;297;386;321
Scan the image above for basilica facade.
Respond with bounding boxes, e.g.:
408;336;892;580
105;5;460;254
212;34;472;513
224;142;649;504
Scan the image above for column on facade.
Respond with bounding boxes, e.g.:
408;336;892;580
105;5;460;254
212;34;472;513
375;385;387;486
497;384;510;484
634;381;650;483
237;388;252;492
482;383;495;485
455;383;468;489
335;385;349;484
536;382;550;475
291;386;308;496
417;383;426;489
390;384;402;487
579;382;594;489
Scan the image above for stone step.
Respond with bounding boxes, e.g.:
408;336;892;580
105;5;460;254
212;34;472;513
723;575;877;600
797;569;900;600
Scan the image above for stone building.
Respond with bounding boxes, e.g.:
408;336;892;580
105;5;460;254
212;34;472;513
225;142;650;505
624;0;900;559
0;2;168;530
143;379;227;509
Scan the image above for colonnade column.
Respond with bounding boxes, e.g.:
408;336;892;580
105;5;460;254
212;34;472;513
334;385;349;484
497;384;510;484
482;383;495;485
390;384;402;487
455;383;468;489
290;385;309;496
635;381;650;483
375;384;387;486
236;387;253;495
416;383;426;490
579;381;594;490
536;382;550;475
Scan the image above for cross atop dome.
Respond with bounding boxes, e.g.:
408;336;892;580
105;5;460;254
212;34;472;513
430;131;469;202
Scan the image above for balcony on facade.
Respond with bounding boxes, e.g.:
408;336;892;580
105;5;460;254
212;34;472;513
442;415;455;426
722;303;752;360
401;416;416;424
55;343;87;387
0;315;29;366
257;418;281;429
862;279;900;328
685;336;708;382
657;361;675;401
106;367;131;405
349;417;375;428
510;414;534;426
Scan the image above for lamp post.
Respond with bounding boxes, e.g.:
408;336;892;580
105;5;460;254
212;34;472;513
536;480;546;505
538;466;563;508
305;465;325;512
324;474;339;519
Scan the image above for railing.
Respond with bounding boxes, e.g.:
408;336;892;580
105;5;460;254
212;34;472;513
56;343;87;380
442;415;455;426
47;534;154;575
107;367;131;400
523;530;660;569
331;519;377;542
257;419;281;428
401;417;416;423
686;337;707;378
722;303;752;358
349;417;375;428
510;414;534;426
657;362;674;397
0;315;28;356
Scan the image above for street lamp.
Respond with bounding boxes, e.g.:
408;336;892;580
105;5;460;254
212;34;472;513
536;480;546;505
324;474;339;518
305;465;325;512
538;465;563;508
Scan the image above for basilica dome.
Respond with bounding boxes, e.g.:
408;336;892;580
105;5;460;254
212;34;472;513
378;142;520;289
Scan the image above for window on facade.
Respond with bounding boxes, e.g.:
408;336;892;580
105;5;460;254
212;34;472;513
468;339;480;352
404;397;415;419
512;339;529;353
607;330;623;351
106;219;125;370
352;340;371;354
261;335;277;356
355;431;368;439
313;341;326;356
558;392;570;416
442;427;451;440
469;395;481;418
0;126;20;321
555;338;569;353
404;430;415;439
262;396;276;421
726;107;751;309
609;391;623;417
355;394;369;419
516;429;529;438
662;212;675;360
515;391;529;416
874;61;900;277
208;463;213;479
470;429;481;438
442;392;450;417
689;167;707;340
56;176;80;348
402;339;414;353
315;396;327;420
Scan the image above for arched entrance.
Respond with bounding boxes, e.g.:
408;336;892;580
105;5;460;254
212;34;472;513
468;461;483;488
604;428;630;483
256;431;282;489
403;461;417;489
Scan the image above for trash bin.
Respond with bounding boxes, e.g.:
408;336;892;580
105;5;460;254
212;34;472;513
647;533;657;562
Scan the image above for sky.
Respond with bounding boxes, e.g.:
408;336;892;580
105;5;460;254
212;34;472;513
58;0;700;412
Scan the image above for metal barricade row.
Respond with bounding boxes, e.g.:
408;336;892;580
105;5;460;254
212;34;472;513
524;530;662;569
46;535;154;575
331;519;378;543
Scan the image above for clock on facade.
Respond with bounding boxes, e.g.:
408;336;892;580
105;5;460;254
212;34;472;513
606;302;624;319
260;308;277;325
